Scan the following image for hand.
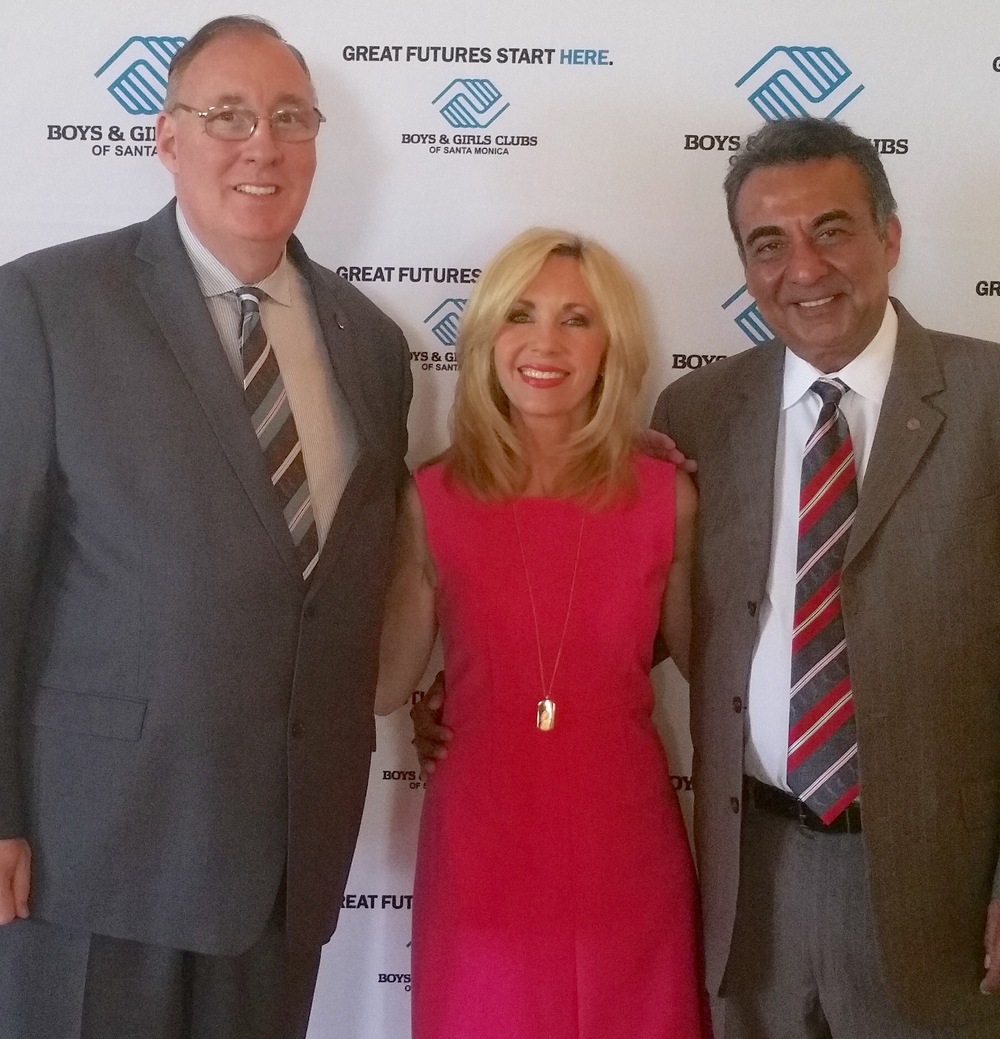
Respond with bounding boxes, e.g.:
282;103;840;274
0;838;31;925
635;429;697;473
982;899;1000;994
410;671;452;776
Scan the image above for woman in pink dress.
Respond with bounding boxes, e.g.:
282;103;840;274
376;228;710;1038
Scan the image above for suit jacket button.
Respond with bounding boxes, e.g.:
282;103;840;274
730;796;740;814
747;601;757;617
290;721;305;739
732;696;743;714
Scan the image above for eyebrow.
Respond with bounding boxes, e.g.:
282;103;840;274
202;92;312;108
743;225;784;250
273;92;313;107
812;208;853;228
205;93;246;107
743;208;856;250
509;298;594;311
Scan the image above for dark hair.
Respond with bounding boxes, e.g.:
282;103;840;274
724;117;897;259
163;15;312;110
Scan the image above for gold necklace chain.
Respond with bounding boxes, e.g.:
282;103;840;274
512;502;586;731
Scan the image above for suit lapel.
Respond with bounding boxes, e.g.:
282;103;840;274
291;241;389;600
718;342;784;592
844;300;944;570
133;202;304;583
291;238;382;453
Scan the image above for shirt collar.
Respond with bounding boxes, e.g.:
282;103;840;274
781;299;898;411
175;205;292;307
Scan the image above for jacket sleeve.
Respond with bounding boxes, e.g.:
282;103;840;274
0;262;56;838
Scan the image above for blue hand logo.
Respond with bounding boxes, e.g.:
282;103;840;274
95;36;187;115
424;299;467;347
722;286;774;346
433;80;510;129
736;46;864;122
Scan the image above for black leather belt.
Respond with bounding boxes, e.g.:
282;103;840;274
744;776;862;834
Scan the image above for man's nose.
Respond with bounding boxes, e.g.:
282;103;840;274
786;237;830;283
242;116;283;161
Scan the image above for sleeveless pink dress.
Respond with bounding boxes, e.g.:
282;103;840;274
411;455;709;1039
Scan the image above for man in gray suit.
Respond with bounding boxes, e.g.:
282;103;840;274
654;117;1000;1038
0;15;410;1039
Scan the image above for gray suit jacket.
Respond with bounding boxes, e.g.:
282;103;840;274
0;201;411;955
653;299;1000;1029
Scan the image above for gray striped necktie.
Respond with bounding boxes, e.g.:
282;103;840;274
237;287;319;580
787;378;860;823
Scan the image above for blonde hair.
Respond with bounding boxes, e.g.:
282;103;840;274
447;227;650;503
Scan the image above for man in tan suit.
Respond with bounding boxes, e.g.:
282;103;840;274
654;117;1000;1038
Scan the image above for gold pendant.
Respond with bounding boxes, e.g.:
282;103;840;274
537;698;556;731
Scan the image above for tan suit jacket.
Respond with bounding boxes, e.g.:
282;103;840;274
653;299;1000;1029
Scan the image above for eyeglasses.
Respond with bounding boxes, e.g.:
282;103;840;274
170;103;326;142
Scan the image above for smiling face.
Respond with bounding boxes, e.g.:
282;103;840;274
492;254;608;439
735;156;901;372
156;31;317;282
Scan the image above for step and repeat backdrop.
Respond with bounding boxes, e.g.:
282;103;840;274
3;1;998;1035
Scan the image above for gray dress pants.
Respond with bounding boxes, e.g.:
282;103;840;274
0;901;322;1039
721;800;994;1039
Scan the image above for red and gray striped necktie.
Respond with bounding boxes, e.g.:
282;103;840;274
237;287;320;580
787;378;860;823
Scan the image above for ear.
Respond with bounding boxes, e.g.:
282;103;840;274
156;112;180;174
883;214;902;273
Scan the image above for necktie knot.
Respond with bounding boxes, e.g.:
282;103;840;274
811;378;847;409
237;286;263;320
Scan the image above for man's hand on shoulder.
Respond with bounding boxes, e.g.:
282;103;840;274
635;429;697;473
0;838;31;925
410;671;452;776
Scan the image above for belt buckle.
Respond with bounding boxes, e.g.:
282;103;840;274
794;800;820;830
800;800;861;834
840;803;861;834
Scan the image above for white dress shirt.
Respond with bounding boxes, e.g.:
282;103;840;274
744;301;898;790
176;207;358;550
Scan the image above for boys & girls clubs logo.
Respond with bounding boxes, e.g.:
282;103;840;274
46;35;186;157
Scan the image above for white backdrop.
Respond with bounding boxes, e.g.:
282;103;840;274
2;2;998;1035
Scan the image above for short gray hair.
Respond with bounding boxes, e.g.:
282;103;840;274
163;16;312;111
